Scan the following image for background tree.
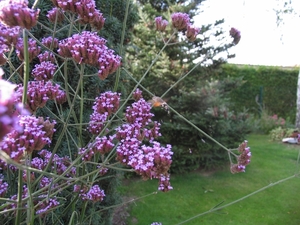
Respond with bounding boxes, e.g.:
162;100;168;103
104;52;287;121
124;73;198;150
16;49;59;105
126;0;250;172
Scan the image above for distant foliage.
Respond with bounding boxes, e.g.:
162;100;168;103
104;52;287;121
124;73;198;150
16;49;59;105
269;127;295;142
157;78;252;173
215;64;298;122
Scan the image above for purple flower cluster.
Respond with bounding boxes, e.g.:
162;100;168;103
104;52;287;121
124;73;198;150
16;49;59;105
132;88;143;101
171;12;190;31
229;27;241;45
88;91;120;135
79;135;115;161
85;90;173;191
98;166;108;176
15;80;66;112
0;179;8;197
85;184;105;202
0;68;26;141
0;23;20;65
0;22;20;46
0;44;8;66
47;7;64;23
155;16;168;32
58;31;121;80
36;196;60;216
35;149;76;176
155;12;200;42
0;0;40;29
74;184;105;202
39;176;53;189
125;98;154;126
51;0;105;30
38;51;56;63
117;140;172;181
231;140;251;174
5;185;28;211
16;37;41;62
93;135;115;154
186;24;200;42
22;171;35;183
32;61;57;81
0;116;56;166
114;90;173;190
41;36;59;49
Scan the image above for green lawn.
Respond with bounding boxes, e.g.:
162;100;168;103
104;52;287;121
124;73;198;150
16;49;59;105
119;134;300;225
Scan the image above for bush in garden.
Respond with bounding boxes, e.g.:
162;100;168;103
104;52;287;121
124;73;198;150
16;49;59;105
0;0;250;224
158;78;252;173
256;109;287;134
269;127;295;142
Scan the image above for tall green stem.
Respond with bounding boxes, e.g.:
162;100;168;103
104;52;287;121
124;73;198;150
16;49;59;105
79;65;85;147
15;28;30;225
113;0;130;92
21;29;30;105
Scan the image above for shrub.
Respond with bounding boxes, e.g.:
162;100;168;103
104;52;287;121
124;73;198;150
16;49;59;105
158;78;252;173
269;127;295;142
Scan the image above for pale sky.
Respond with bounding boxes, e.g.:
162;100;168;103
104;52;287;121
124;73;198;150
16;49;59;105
195;0;300;67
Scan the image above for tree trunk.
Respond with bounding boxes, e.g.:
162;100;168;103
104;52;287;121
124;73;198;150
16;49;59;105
296;69;300;129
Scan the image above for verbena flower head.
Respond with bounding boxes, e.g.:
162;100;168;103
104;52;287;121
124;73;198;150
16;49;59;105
58;31;121;80
231;140;251;174
16;38;41;62
132;88;143;101
158;174;173;192
38;150;76;176
32;61;57;81
0;179;9;197
171;12;190;31
47;7;64;23
0;68;25;141
74;184;105;202
15;80;66;112
41;36;59;49
0;23;20;46
0;116;56;165
229;27;241;45
38;51;56;63
36;197;60;216
0;23;20;66
76;0;105;30
88;112;108;135
0;0;40;29
52;0;105;30
125;98;153;126
155;16;168;32
0;44;8;65
186;24;200;42
92;91;120;115
86;184;105;202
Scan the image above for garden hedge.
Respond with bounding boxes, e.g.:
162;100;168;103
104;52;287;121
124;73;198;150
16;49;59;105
215;64;299;122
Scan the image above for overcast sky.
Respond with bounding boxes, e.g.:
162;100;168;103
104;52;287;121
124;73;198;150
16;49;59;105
194;0;300;67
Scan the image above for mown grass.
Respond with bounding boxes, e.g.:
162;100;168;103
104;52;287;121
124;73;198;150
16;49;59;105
119;134;300;225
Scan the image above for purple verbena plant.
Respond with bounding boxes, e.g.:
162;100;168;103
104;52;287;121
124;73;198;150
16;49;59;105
0;0;248;224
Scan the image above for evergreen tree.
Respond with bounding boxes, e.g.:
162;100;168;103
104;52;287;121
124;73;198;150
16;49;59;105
126;1;250;172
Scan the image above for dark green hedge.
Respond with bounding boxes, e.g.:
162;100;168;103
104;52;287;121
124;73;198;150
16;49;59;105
216;64;299;122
